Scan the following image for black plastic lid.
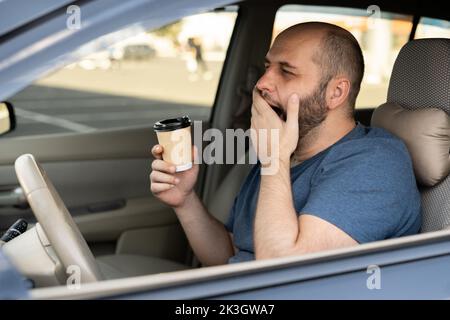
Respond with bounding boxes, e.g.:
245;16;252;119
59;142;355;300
153;116;192;132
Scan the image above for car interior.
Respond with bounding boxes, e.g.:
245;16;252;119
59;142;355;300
0;0;449;296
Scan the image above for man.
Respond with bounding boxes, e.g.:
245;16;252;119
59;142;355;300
150;22;421;265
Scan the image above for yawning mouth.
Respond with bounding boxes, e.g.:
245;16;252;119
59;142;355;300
260;91;287;121
270;104;286;121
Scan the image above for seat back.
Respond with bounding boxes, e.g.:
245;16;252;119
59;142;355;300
206;159;253;225
371;38;450;232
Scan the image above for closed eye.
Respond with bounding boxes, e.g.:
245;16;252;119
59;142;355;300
281;68;295;76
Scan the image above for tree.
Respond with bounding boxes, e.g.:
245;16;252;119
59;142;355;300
151;21;183;46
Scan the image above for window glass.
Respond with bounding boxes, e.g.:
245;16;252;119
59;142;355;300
7;8;237;138
415;17;450;39
274;5;413;108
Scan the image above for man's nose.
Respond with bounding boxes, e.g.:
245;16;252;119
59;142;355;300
255;69;275;93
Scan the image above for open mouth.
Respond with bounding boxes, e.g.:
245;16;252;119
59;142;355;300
261;92;287;121
270;104;286;121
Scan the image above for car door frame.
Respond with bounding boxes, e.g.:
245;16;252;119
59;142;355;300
30;229;450;299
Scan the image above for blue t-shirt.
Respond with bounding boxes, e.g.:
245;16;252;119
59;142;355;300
225;123;421;263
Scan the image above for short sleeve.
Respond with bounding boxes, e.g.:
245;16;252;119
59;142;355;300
300;141;419;243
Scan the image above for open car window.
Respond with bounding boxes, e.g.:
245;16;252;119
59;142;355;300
274;5;413;109
415;17;450;39
5;8;237;138
1;0;449;302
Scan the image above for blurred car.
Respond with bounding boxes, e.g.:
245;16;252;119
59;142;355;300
0;0;449;300
122;44;156;60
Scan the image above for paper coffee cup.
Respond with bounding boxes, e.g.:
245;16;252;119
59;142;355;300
153;116;192;172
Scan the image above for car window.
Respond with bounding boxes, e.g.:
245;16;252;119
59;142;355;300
6;8;237;138
273;5;413;109
415;17;450;39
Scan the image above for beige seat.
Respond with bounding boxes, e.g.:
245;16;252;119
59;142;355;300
371;38;450;232
205;161;254;224
96;161;253;279
96;254;191;279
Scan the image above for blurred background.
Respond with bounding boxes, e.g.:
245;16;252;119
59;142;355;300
7;5;450;137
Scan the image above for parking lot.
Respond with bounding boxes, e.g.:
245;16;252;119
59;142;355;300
5;57;387;138
6;57;219;137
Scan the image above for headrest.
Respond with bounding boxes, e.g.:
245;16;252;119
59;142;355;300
371;38;450;187
388;38;450;112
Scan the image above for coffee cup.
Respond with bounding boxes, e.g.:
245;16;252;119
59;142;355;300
153;116;192;172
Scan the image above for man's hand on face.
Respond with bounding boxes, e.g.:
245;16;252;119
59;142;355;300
250;88;300;166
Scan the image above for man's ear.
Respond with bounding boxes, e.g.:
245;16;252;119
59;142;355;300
326;77;351;110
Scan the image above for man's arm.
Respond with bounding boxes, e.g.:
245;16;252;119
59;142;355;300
254;160;357;260
250;90;357;260
174;192;235;266
150;144;234;266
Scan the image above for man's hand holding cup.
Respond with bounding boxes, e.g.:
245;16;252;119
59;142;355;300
150;116;198;209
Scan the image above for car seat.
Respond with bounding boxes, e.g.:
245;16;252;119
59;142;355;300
371;38;450;232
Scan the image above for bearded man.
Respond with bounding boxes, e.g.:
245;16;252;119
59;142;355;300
149;22;421;265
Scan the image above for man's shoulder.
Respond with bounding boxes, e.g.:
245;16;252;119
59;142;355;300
327;125;411;164
313;125;416;183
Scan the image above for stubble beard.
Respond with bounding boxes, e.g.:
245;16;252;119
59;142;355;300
294;78;329;156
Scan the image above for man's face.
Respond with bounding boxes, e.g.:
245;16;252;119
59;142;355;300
255;32;329;139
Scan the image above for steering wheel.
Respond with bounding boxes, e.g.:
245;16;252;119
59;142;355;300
14;154;103;283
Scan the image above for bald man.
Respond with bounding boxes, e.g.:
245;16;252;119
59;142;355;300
150;22;421;265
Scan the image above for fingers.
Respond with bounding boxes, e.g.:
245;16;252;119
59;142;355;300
252;88;280;120
151;144;163;160
152;144;198;173
150;169;179;194
252;88;265;116
286;93;299;129
252;87;259;102
250;117;259;153
151;182;175;194
152;159;176;174
150;170;179;185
